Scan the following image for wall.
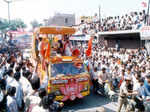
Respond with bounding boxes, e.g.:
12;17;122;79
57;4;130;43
145;40;150;54
48;13;75;26
105;38;144;49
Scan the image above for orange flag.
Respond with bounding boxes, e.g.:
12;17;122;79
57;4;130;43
45;43;51;59
86;37;93;57
40;41;46;58
45;39;52;59
141;2;147;8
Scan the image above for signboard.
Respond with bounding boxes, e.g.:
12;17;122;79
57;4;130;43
80;16;94;23
70;35;91;41
140;26;150;40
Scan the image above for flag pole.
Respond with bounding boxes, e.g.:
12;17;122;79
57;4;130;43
147;0;150;25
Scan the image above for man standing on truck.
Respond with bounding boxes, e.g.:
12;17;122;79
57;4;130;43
63;35;72;56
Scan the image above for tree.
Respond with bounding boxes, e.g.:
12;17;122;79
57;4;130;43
0;19;9;32
9;19;27;31
0;18;27;31
30;20;43;29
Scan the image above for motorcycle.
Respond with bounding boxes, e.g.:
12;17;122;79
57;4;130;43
48;93;64;112
125;96;148;112
95;79;118;101
104;80;118;102
129;96;150;112
49;101;64;112
143;96;150;112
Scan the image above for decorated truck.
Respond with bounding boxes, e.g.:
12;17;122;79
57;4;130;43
32;26;90;101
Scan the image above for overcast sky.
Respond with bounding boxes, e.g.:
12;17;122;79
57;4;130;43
0;0;148;26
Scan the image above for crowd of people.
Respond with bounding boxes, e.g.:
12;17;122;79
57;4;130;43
0;41;64;112
1;34;150;112
78;10;146;34
75;40;150;111
0;9;149;112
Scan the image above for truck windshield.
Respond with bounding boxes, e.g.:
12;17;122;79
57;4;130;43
51;63;85;77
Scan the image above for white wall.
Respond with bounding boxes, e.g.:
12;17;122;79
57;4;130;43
48;13;75;26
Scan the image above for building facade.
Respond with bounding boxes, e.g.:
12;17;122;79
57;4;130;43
48;13;75;26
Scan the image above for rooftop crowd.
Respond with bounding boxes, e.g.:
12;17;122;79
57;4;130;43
78;10;146;34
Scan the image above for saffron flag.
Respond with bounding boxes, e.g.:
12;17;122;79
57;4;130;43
86;37;93;57
45;43;51;59
40;41;46;58
45;39;52;59
141;2;147;8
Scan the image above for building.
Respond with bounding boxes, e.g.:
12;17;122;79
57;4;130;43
79;15;98;24
98;30;145;49
48;13;75;26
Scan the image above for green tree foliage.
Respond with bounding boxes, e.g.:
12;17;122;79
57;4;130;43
0;18;27;32
0;19;9;32
30;20;43;29
9;19;27;31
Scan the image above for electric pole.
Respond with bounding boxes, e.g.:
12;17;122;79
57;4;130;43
3;0;12;23
99;5;101;24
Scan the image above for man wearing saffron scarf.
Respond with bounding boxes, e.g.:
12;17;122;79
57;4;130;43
86;37;93;57
63;35;72;56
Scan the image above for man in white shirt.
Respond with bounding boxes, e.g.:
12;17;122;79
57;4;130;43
38;37;42;53
14;72;24;111
6;69;23;111
125;68;133;79
0;57;7;78
132;72;141;91
117;76;136;112
31;95;49;112
98;67;109;86
20;74;33;96
6;57;11;70
40;62;49;89
7;86;18;112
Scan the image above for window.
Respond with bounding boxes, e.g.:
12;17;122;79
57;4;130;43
65;18;68;23
51;63;85;77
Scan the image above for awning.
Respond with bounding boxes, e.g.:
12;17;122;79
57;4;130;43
98;30;141;39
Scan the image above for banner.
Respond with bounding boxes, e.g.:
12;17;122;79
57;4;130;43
140;26;150;40
141;1;147;7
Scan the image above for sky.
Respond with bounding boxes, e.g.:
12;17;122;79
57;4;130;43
0;0;148;28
